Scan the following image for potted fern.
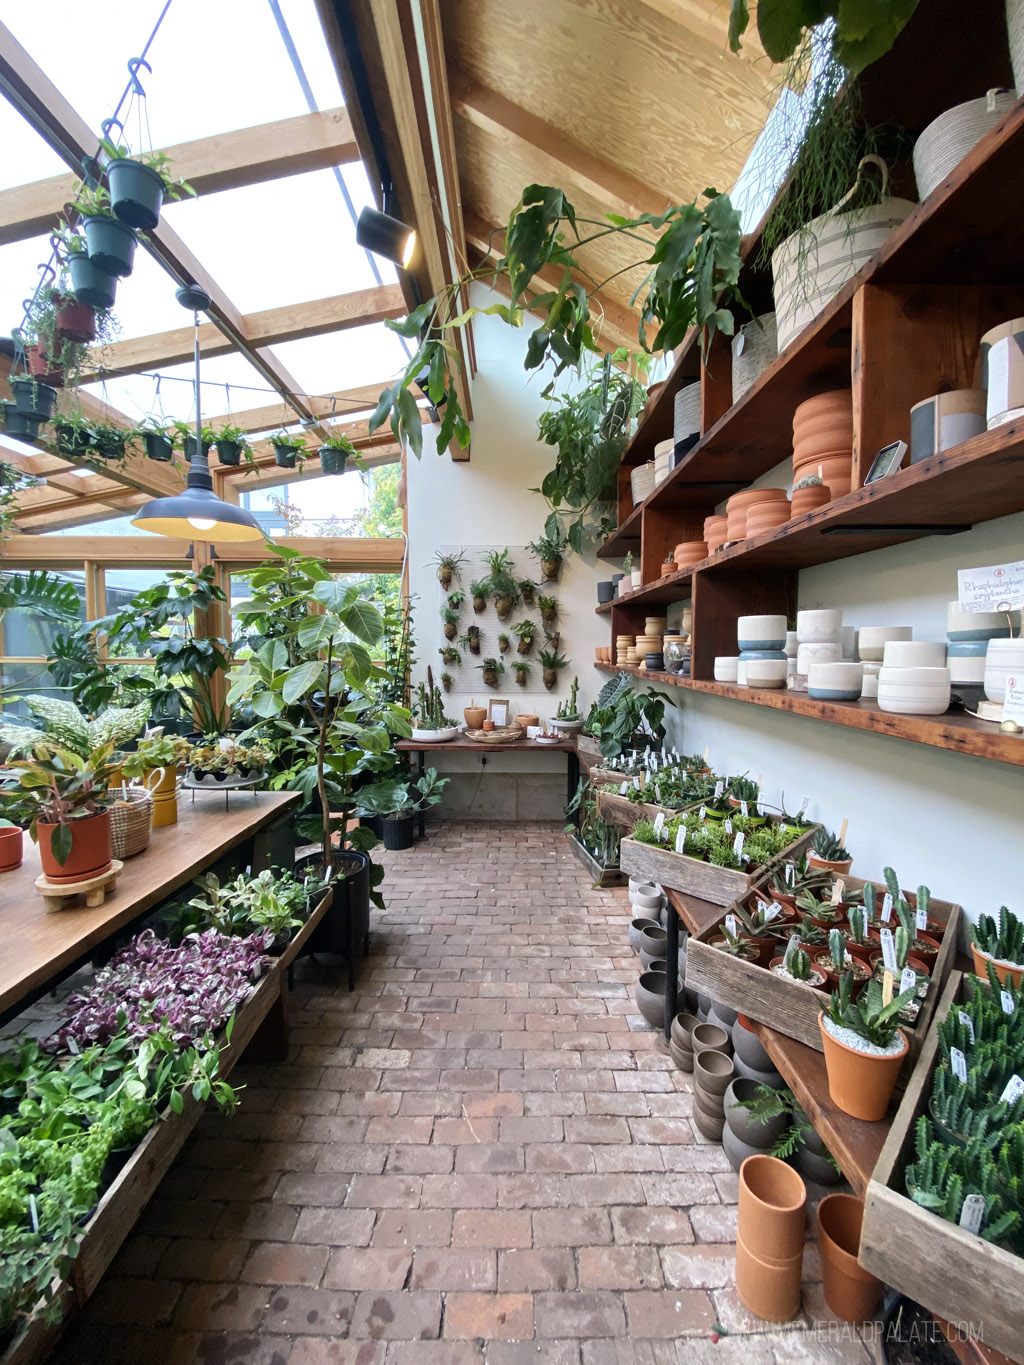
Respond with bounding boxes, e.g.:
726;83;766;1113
971;905;1024;988
819;972;914;1121
513;661;531;687
538;648;567;690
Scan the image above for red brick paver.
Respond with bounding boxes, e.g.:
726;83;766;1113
52;822;876;1363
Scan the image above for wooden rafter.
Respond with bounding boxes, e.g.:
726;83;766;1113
85;286;407;381
451;77;668;218
0;533;405;571
0;107;359;247
203;380;397;434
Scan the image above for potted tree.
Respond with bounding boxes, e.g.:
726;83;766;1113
433;549;464;590
529;525;567;581
819;973;913;1121
2;741;120;882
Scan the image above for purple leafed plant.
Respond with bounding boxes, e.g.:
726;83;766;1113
48;928;272;1051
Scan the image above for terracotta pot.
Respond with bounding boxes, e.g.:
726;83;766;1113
971;943;1024;989
818;1013;907;1121
55;294;97;342
464;706;486;729
660;560;676;577
727;488;789;510
867;948;930;981
37;809;113;884
807;852;853;877
768;956;829;993
790;485;831;518
726;513;747;540
792;390;853;438
0;826;24;871
817;1193;883;1323
516;714;539;728
792;433;853;463
738;1155;806;1261
745;504;791;534
735;1230;803;1322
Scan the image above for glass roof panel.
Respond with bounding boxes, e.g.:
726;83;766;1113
268;324;410;398
0;96;65;191
81;352;297;427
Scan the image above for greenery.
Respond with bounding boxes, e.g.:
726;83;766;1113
433;550;464;589
733;1085;841;1170
120;735;193;775
19;283;119;396
0;695;148;759
479;657;504;686
812;827;850;861
511;619;537;654
413;668;455;730
485;550;518;618
566;777;620;870
538;648;567;689
583;672;668;760
470;579;489;611
824;973;914;1049
528;524;568;575
357;767;449;820
728;0;918;74
98;138;195;201
1;741;120;866
556;677;580;720
974;905;1024;967
171;868;313;945
513;661;531;685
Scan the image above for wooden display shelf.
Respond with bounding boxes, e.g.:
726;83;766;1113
597;569;692;611
599;501;644;559
593;663;1024;767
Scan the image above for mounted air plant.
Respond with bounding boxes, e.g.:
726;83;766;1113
447;589;465;611
529;525;567;581
439;645;462;667
434;549;464;591
511;619;537;655
498;632;511;654
479;657;504;687
441;606;459;640
513;661;531;687
538;595;559;628
538;648;567;690
440;671;454;692
470;579;489;613
517;579;536;607
459;626;482;656
485;550;519;620
544;630;561;652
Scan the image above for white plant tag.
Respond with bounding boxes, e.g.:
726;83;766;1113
757;898;771;916
901;967;918;996
725;913;740;937
788;935;802;955
757;801;766;817
1002;991;1015;1015
632;777;641;791
733;832;746;859
619;781;628;795
1000;1074;1024;1104
653;812;666;836
699;805;707;821
915;902;928;931
881;892;894;923
950;1047;968;1083
740;800;749;818
830;879;844;906
675;826;687;854
879;927;898;974
655;783;662;803
724;818;733;835
765;901;785;922
785;863;796;886
714;780;724;799
959;1193;986;1235
798;795;809;816
958;1010;976;1044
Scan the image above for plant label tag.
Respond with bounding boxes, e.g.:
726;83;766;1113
28;1194;38;1235
788;935;801;955
951;1047;968;1083
1000;1074;1024;1104
714;780;724;799
699;805;707;821
799;795;809;816
766;901;785;922
740;800;749;818
632;777;641;791
703;746;709;763
959;1193;986;1235
1003;673;1024;727
915;902;928;932
785;863;796;886
901;967;918;997
724;818;733;835
619;781;628;795
881;892;894;922
733;832;746;858
675;826;687;854
757;898;771;916
726;913;740;937
882;971;893;1006
957;559;1024;614
655;783;662;803
653;812;666;836
958;1010;976;1043
880;928;898;974
1002;991;1016;1015
757;801;766;817
830;879;844;907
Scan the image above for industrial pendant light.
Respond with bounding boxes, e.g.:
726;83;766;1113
131;285;265;542
356;206;416;267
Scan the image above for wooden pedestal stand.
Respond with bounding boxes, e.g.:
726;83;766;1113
34;860;124;913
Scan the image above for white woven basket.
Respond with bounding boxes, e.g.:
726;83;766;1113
1009;0;1024;92
630;461;655;505
731;312;777;403
673;382;701;443
913;89;1015;200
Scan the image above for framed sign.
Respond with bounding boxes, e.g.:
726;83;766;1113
864;440;907;484
488;699;509;727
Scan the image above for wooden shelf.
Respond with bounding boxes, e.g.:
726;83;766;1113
594;663;1024;768
596;569;692;612
598;501;644;559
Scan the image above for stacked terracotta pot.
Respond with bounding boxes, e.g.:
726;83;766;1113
673;539;707;570
635;617;667;669
792;390;854;500
725;488;789;543
736;1155;807;1323
703;514;728;552
745;498;791;537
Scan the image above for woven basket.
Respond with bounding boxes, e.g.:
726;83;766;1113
913;89;1015;200
630;461;655;506
1008;0;1024;92
109;787;153;859
464;725;526;744
673;382;702;442
731;312;777;403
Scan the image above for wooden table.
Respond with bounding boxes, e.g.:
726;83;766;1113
0;788;299;1024
396;734;581;837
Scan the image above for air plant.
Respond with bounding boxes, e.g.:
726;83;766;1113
433;549;464;590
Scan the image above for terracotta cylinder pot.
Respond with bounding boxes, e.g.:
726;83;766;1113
790;484;831;517
745;504;791;535
792;390;853;435
971;943;1024;989
818;1014;908;1121
738;1154;807;1263
817;1193;883;1323
704;514;728;538
37;809;113;884
727;488;789;510
735;1230;803;1323
0;826;24;871
464;707;486;728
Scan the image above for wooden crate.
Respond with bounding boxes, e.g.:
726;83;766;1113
569;834;626;887
861;972;1024;1364
683;874;960;1067
619;819;817;906
596;788;668;829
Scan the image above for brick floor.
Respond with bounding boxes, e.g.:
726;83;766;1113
53;821;881;1363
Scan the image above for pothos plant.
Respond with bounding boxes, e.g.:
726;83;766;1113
727;0;918;75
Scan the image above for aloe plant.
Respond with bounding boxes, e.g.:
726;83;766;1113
824;973;914;1049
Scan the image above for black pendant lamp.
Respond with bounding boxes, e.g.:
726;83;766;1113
356;206;416;268
131;285;265;542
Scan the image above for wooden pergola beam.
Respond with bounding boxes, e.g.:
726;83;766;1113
221;441;402;493
0;107;359;247
1;532;405;571
204;380;396;435
86;286;407;381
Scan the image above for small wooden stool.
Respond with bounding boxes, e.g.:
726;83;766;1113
34;860;124;913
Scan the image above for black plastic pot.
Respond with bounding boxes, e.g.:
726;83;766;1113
68;252;118;309
216;439;242;467
273;443;298;469
382;813;415;851
143;431;174;462
183;436;213;460
2;402;43;441
54;422;93;455
9;377;57;420
359;813;384;839
108;158;166;230
83;213;138;277
597;581;614;604
298;848;371;989
93;428;126;461
319;446;348;475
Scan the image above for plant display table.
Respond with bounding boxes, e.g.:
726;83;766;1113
0;789;299;1025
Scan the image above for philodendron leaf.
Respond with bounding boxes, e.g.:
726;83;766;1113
281;660;323;704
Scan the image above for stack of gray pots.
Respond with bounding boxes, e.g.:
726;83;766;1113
691;1024;734;1140
732;1014;787;1089
721;1076;788;1170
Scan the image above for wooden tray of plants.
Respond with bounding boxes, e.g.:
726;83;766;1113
860;967;1024;1364
683;865;961;1070
619;799;818;906
595;757;719;830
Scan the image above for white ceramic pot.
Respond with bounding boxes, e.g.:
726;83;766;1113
631;570;644;589
807;661;864;701
987;334;1024;428
883;640;947;669
861;668;879;700
984;639;1024;702
714;656;739;683
946;601;1019;642
910;388;986;462
784;630;799;659
857;625;913;661
737;614;788;651
947;643;988;685
877;666;951;715
796;608;843;642
736;658;748;688
796;641;841;675
745;658;788;689
1010;0;1024;94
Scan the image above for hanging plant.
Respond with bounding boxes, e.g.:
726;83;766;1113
213;423;256;469
170;419;216;460
498;633;511;655
511;620;537;656
70;182;138;279
440;671;454;692
433;550;465;590
470;579;489;613
479;657;504;687
485;550;519;620
538;648;567;691
318;431;358;475
459;627;482;657
441;606;459;641
270;430;308;469
538;595;559;629
447;589;465;611
100;139;195;232
136;420;175;463
517;579;536;607
727;0;918;75
513;661;531;687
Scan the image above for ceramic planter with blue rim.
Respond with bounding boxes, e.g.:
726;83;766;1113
807;661;864;701
946;601;1019;642
946;640;989;685
737;614;788;653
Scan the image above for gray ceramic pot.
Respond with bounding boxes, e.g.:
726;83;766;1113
709;1001;738;1029
724;1077;787;1147
692;1101;725;1140
697;991;713;1016
629;916;660;953
669;1041;693;1071
732;1052;787;1090
639;924;668;958
694;1049;735;1096
722;1121;765;1172
691;1022;731;1057
631;882;662;911
796;1118;830;1159
640;948;666;972
795;1144;842;1185
634;971;667;1027
671;1012;700;1049
732;1017;774;1070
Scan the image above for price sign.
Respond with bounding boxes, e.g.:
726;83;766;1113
881;892;894;923
879;927;898;974
732;832;746;859
959;1193;987;1235
901;967;918;996
1000;1074;1024;1105
1002;991;1016;1015
674;826;687;854
830;879;844;907
950;1047;968;1083
958;1010;976;1044
740;800;749;818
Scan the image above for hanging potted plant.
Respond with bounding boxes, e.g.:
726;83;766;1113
470;578;489;613
433;549;465;590
270;430;307;469
513;661;531;687
460;626;481;656
538;595;559;629
213;423;254;469
497;632;511;655
447;589;465;611
317;431;356;475
101;141;194;232
72;182;138;278
171;419;216;461
440;671;453;693
8;373;58;423
479;657;504;688
61;229;118;310
89;422;128;462
1;402;44;442
485;549;519;620
538;647;567;690
517;578;536;607
440;606;459;641
438;644;461;668
528;525;567;582
136;419;175;463
819;972;913;1121
52;411;95;456
1;741;120;883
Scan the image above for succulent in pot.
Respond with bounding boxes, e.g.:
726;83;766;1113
434;549;465;591
769;853;831;907
819;972;913;1121
550;676;584;731
795;886;847;927
971;904;1024;988
808;826;853;875
770;934;828;990
883;867;946;939
2;741;120;881
815;927;871;995
709;923;759;962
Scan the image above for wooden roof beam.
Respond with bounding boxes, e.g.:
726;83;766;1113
0;107;359;247
203;380;397;435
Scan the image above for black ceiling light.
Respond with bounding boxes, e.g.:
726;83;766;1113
356;205;416;268
131;286;265;543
